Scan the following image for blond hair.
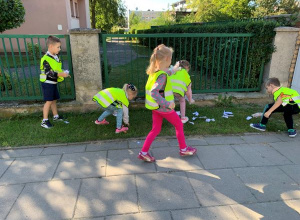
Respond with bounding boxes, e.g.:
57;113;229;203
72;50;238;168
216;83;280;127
123;83;138;98
266;77;280;87
146;44;173;75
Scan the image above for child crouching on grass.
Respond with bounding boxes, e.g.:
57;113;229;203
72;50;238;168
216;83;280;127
93;83;138;133
250;77;300;137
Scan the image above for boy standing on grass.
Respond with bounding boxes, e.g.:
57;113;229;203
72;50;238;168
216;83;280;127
40;36;70;129
250;77;300;137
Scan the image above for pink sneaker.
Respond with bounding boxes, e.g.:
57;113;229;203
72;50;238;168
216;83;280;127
115;126;128;133
138;152;155;162
95;119;109;125
180;146;197;156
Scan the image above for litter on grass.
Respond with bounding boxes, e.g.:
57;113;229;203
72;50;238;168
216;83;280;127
252;112;263;118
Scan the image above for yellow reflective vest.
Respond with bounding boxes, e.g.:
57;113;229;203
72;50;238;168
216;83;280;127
169;68;191;97
40;54;64;84
273;87;300;107
93;88;129;108
145;70;174;110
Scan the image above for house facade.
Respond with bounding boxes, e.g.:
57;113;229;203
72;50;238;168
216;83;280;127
3;0;91;35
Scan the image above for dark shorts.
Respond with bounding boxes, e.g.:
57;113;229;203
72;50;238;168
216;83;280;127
41;83;60;101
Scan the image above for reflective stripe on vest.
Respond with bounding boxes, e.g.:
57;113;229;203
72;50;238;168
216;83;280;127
169;69;191;97
273;87;300;107
40;54;64;83
93;88;129;108
145;70;174;110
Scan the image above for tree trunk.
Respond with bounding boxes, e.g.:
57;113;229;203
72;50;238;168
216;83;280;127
90;0;96;28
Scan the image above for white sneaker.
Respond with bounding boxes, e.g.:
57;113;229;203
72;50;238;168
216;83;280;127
181;117;189;124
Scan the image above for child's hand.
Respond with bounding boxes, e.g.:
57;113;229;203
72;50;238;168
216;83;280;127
173;61;181;72
168;102;175;109
264;111;271;118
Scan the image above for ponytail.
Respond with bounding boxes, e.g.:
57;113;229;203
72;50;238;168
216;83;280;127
146;44;173;75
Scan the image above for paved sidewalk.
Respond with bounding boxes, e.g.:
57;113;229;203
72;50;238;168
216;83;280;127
0;133;299;220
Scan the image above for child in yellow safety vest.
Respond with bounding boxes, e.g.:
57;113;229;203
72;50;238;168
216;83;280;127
169;60;195;124
250;77;300;137
138;44;197;163
93;83;138;133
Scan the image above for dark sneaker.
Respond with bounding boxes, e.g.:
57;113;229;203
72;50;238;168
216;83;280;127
53;115;64;122
250;123;266;131
288;129;297;138
41;120;53;129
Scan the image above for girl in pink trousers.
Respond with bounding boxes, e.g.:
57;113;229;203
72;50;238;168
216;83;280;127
138;44;197;162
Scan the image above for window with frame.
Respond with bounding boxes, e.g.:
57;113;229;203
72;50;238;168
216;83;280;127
75;2;79;18
70;0;75;17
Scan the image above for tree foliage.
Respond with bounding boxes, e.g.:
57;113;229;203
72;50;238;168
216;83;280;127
0;0;25;33
185;0;254;22
129;11;176;33
253;0;300;17
89;0;126;31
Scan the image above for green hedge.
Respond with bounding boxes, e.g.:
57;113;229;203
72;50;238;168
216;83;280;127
137;20;278;89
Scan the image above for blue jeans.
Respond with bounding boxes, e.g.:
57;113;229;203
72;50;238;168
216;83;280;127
98;104;123;129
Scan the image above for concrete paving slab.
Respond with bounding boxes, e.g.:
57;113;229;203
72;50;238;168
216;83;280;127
86;141;128;151
171;206;238;220
0;148;43;159
270;142;300;164
105;211;172;220
233;166;300;202
232;143;293;166
40;144;86;155
186;169;257;206
152;147;203;172
231;201;300;220
136;172;200;211
276;132;299;142
240;134;282;144
0;185;24;220
167;137;208;147
196;145;248;169
203;135;246;145
53;151;107;179
74;176;138;218
6;179;81;220
284;199;300;214
106;149;156;176
128;138;171;149
128;139;145;149
0;155;61;185
0;159;13;177
279;165;300;184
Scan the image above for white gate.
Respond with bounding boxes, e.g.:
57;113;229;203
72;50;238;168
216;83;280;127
291;47;300;92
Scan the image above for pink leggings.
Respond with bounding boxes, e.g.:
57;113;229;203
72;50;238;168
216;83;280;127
141;110;187;152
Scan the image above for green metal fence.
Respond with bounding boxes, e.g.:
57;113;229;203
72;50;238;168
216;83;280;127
101;33;264;95
0;34;75;101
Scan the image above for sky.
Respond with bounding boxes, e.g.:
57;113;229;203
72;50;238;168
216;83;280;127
123;0;180;11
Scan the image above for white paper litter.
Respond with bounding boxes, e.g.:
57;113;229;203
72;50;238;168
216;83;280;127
198;116;207;119
246;116;252;120
252;112;263;118
63;120;69;124
192;117;197;121
223;110;234;118
193;111;199;116
176;111;181;116
206;118;215;122
189;121;194;125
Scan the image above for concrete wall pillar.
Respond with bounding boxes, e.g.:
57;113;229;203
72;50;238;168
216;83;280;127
69;28;102;104
265;27;300;87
